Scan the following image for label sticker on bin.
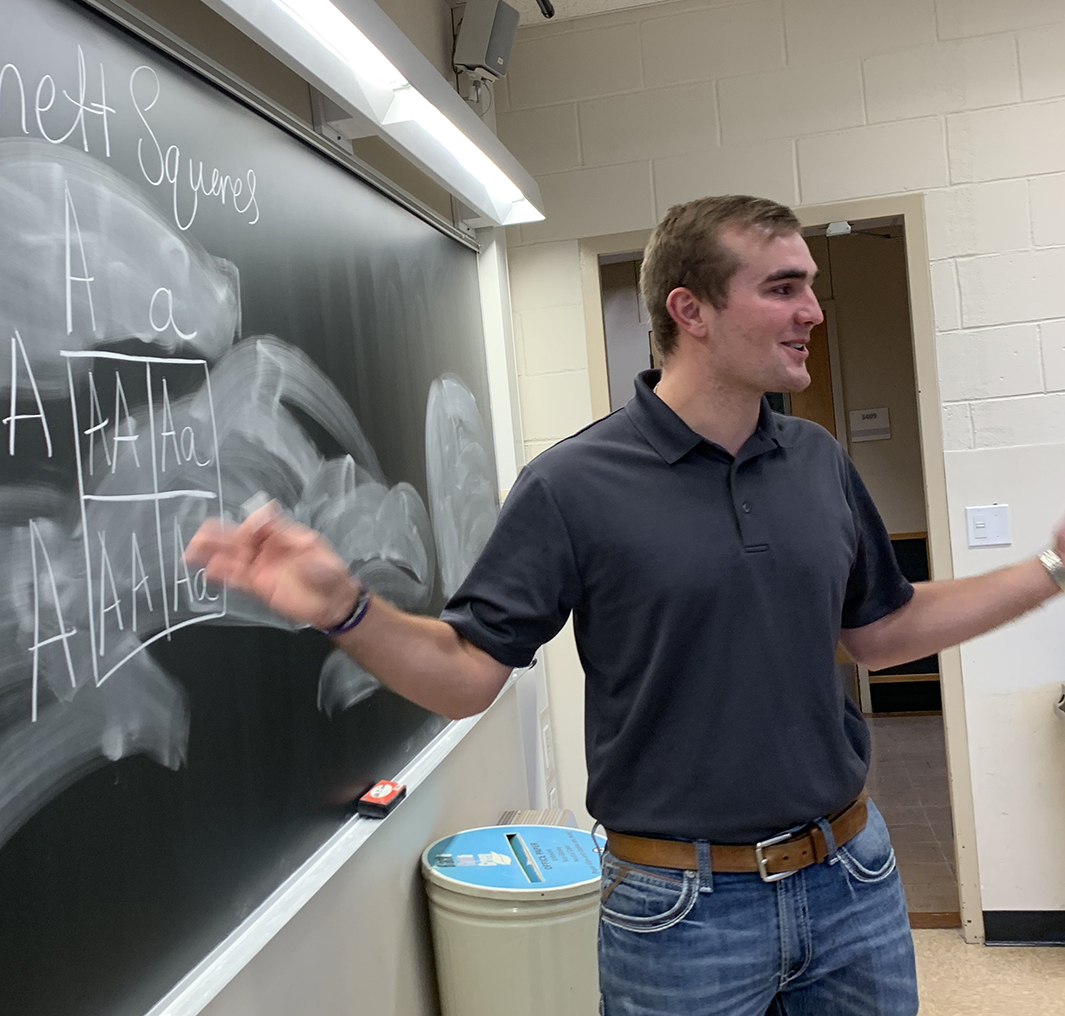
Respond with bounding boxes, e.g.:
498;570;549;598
425;826;603;890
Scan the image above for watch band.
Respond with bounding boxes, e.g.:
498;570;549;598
318;588;372;636
1039;548;1065;593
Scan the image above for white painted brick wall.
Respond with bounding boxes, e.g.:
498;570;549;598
495;105;580;176
1029;174;1065;246
930;260;962;331
507;241;590;452
1018;23;1065;101
718;60;865;144
522;162;655;244
1039;320;1065;391
517;370;594;441
654;139;799;213
862;36;1020;123
507;241;584;310
578;83;718;167
941;403;974;451
948;99;1065;183
518;304;589;375
505;24;642;108
640;1;784;87
936;0;1065;39
924;181;1030;260
500;0;1065;911
957;247;1065;327
783;0;936;64
797;118;948;204
936;324;1043;401
970;393;1065;448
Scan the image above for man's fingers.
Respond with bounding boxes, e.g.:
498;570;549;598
184;518;238;567
232;500;294;552
201;548;254;592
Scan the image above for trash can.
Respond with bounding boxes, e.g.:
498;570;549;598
422;825;603;1016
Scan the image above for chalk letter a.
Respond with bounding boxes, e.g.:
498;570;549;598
64;181;97;336
27;519;77;722
6;331;53;457
111;372;140;471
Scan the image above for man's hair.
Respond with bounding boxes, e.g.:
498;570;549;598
640;195;801;358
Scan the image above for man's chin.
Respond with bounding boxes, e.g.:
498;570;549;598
778;371;812;394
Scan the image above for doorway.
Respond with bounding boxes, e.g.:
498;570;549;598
582;198;978;938
804;217;957;927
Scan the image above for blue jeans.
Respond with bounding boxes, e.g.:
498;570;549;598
598;801;917;1015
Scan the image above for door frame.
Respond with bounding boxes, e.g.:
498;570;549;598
822;300;849;448
576;193;983;943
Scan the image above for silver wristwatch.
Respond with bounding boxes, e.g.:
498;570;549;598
1039;547;1065;593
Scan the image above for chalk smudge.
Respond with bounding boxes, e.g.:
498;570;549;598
425;374;498;597
0;140;497;851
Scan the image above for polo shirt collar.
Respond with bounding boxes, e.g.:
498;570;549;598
625;369;791;465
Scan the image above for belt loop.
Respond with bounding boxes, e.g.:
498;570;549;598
590;821;604;870
695;840;714;893
813;816;839;864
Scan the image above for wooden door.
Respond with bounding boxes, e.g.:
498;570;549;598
789;319;836;436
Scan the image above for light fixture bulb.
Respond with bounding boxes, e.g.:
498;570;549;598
274;0;408;91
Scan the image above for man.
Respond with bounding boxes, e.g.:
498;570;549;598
187;196;1065;1015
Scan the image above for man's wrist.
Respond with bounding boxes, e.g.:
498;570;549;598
319;582;371;635
1038;547;1065;594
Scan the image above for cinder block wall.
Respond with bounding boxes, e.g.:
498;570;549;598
499;0;1065;913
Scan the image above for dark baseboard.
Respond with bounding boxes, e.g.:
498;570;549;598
983;911;1065;945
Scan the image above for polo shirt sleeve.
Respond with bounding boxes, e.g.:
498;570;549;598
439;466;583;669
840;458;914;630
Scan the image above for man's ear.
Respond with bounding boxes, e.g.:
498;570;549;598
665;287;710;338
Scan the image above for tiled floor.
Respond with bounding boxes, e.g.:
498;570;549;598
914;929;1065;1014
867;714;959;916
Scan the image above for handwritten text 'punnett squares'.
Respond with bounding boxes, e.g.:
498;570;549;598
0;47;260;230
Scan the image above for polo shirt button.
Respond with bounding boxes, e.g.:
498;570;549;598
742;502;751;514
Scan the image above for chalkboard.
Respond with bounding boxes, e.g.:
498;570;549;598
0;2;499;1014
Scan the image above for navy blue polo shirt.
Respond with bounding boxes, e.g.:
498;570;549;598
441;370;913;843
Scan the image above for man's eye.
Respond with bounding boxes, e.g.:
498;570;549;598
772;285;793;295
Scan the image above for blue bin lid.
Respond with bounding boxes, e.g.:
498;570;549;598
422;825;604;898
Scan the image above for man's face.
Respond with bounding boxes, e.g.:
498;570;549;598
698;227;824;395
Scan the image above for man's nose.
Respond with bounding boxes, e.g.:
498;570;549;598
800;288;824;327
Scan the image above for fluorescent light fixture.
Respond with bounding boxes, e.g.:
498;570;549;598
274;0;407;90
383;86;524;205
200;0;544;226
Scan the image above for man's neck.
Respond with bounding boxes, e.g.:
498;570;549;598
654;364;763;457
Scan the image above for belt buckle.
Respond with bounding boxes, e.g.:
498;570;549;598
754;829;799;883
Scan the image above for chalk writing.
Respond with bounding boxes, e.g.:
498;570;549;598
131;65;259;230
0;47;259;231
64;350;226;687
6;331;53;457
64;181;96;335
150;287;198;341
34;46;113;155
84;371;110;474
0;63;28;134
26;519;78;724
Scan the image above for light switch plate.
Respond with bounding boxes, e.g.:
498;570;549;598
541;723;555;776
966;504;1010;547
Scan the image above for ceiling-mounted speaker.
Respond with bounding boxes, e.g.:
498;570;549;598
453;0;520;79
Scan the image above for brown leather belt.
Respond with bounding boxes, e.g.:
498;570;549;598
605;795;867;882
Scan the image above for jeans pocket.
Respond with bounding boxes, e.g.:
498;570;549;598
599;854;698;934
838;801;897;884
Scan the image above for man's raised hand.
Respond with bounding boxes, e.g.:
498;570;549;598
184;502;360;630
